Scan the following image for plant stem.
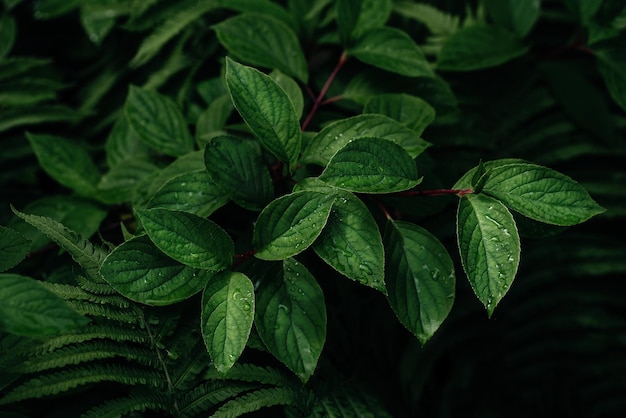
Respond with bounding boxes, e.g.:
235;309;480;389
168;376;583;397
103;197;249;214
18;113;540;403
301;51;348;131
143;316;179;414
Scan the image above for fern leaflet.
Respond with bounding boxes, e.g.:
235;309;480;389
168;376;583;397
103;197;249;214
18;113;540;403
209;386;297;417
178;381;257;417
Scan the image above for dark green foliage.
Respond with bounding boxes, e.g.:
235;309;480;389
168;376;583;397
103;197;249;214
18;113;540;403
1;0;624;416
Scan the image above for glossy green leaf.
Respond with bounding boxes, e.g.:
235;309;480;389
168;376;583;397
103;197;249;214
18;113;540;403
0;226;30;272
125;85;194;157
202;271;255;373
204;135;274;211
26;133;100;197
136;208;233;271
384;220;455;344
301;114;430;166
100;235;215;305
269;70;304;119
96;160;159;204
364;94;436;135
453;158;527;189
225;57;301;170
145;170;229;217
457;194;520;316
349;27;433;77
0;274;89;337
105;116;152;168
0;13;16;59
597;45;626;112
254;191;336;260
481;163;606;226
438;25;528;71
214;14;308;83
319;138;421;193
484;0;541;37
254;258;326;382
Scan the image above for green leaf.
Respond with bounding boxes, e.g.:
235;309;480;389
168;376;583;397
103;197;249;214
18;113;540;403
253;191;335;260
301;114;430;166
201;271;255;373
336;0;359;45
0;226;30;272
480;163;606;226
269;70;304;119
99;235;215;305
145;170;229;217
136;208;233;271
0;274;89;337
96;160;159;204
384;221;455;344
0;13;16;59
596;45;626;112
363;94;436;135
392;2;459;36
105;116;152;168
457;194;520;316
195;94;233;144
562;0;601;23
438;25;528;71
215;0;296;29
254;258;326;382
204;135;274;211
225;57;301;170
453;158;526;189
33;0;79;19
214;14;308;83
484;0;541;37
319;138;421;193
0;104;81;133
349;27;433;77
125;85;194;157
26;133;100;197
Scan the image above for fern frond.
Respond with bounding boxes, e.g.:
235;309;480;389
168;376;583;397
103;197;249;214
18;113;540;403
40;282;131;308
204;363;296;387
10;207;108;282
209;387;297;418
64;299;142;324
82;389;172;418
309;383;393;418
178;381;257;417
12;340;158;373
0;364;165;405
75;274;117;294
170;340;212;391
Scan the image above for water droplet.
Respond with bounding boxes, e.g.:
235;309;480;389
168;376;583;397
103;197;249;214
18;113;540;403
278;304;289;313
502;228;511;236
358;263;373;275
485;215;502;227
232;291;241;301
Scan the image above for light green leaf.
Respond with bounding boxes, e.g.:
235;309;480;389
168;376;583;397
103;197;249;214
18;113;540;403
225;57;301;170
0;13;16;59
384;220;455;344
301;114;430;166
597;45;626;112
438;25;528;71
214;14;308;83
254;258;326;382
96;160;159;204
349;27;433;77
136;208;233;271
253;191;335;260
145;170;229;217
125;85;194;157
484;0;541;37
269;70;304;119
100;235;215;305
0;274;89;337
0;226;30;272
105;116;152;168
26;133;100;197
202;271;255;373
481;162;606;226
364;94;436;135
204;135;274;211
457;194;520;316
319;138;421;193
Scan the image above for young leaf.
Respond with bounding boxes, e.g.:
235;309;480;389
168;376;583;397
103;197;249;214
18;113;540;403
481;162;606;226
363;93;436;135
349;27;434;77
204;135;274;211
214;14;308;83
319;138;421;193
0;226;30;272
225;57;301;170
484;0;541;38
384;221;455;344
254;191;335;261
125;85;194;157
254;259;326;382
457;194;520;316
26;133;100;197
201;271;255;374
0;274;89;337
145;170;229;217
438;25;528;71
99;235;215;306
301;114;430;166
136;208;233;271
